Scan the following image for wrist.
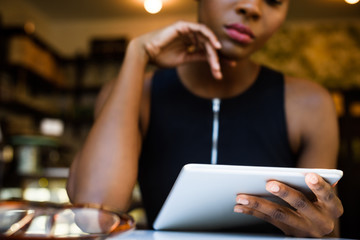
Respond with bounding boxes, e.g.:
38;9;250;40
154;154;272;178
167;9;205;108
126;37;150;67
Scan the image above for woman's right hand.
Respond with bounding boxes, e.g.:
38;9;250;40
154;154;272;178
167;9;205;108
135;21;223;80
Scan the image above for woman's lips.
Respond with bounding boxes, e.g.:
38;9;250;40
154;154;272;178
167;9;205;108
224;23;255;44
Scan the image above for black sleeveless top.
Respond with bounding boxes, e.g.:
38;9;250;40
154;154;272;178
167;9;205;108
138;66;297;229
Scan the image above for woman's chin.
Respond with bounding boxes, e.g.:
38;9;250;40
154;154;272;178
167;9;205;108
218;43;255;61
218;49;250;62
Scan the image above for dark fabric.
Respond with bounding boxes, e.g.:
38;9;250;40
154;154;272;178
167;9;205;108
138;66;297;231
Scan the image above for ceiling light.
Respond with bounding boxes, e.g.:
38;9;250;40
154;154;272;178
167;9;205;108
144;0;163;14
345;0;359;4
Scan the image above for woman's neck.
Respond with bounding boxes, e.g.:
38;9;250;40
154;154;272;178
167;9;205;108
177;59;260;99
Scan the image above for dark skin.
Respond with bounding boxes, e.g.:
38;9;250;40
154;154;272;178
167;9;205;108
67;0;343;237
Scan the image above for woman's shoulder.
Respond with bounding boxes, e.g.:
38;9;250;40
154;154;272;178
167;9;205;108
284;75;334;112
283;75;338;155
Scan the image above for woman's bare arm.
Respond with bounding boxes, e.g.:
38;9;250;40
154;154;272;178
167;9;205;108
67;40;149;210
66;21;222;211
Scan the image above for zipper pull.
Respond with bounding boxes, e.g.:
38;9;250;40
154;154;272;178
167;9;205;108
212;98;220;113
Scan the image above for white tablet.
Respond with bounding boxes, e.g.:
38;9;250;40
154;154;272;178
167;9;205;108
153;164;343;231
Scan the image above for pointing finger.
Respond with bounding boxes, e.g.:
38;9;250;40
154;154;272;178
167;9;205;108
204;42;222;80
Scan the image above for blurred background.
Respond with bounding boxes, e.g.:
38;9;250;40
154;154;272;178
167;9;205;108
0;0;359;238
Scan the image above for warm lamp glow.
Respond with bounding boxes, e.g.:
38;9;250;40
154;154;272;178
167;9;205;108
345;0;359;4
144;0;163;14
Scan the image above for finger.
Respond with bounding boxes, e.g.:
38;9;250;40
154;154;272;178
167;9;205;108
204;42;222;80
235;195;306;231
175;21;221;50
305;173;344;218
265;181;318;217
188;31;200;48
183;51;207;64
144;21;221;64
267;180;339;237
190;33;206;53
234;205;294;236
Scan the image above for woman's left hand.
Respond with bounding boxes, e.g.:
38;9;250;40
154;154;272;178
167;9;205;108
234;173;344;237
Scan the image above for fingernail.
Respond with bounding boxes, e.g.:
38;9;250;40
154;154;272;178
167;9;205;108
237;197;249;205
269;183;280;193
234;206;243;213
308;174;318;185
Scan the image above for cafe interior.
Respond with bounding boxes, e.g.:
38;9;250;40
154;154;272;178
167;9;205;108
0;0;360;239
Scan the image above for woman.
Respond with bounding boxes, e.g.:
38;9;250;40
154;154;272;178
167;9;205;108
67;0;343;237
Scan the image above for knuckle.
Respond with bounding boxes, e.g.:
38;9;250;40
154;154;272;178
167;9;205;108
325;191;335;202
271;208;287;221
176;20;185;26
175;21;188;32
294;197;308;210
244;208;254;216
250;200;261;210
247;210;255;215
279;189;289;198
315;183;325;192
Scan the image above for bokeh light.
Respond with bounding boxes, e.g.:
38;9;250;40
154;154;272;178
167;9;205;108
144;0;163;14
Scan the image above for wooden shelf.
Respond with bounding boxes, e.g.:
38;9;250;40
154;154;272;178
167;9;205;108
0;25;124;194
1;65;70;95
19;167;69;179
1;93;60;118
